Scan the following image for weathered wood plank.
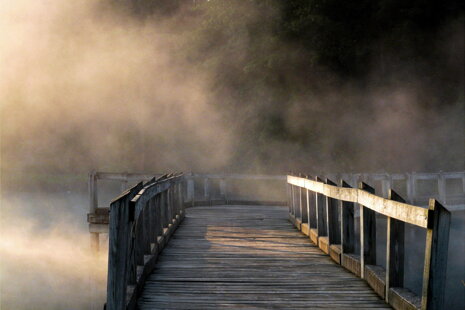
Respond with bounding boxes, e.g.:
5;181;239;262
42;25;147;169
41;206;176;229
360;182;376;279
288;175;428;227
421;199;451;310
138;205;390;309
386;189;405;303
341;180;355;256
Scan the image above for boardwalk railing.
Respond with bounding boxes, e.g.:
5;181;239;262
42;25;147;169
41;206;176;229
88;172;286;248
106;173;184;310
287;174;451;310
327;171;465;206
184;173;286;206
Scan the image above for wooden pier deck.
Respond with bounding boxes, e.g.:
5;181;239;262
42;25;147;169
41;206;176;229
138;205;390;309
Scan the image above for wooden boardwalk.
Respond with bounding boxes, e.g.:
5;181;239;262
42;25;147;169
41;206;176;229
138;205;390;309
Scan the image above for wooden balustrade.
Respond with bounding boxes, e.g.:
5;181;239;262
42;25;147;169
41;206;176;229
183;173;286;206
106;173;184;310
287;174;451;310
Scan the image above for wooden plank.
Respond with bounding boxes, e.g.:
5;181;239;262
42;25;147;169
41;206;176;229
316;176;327;237
389;287;421;310
365;264;386;299
341;180;355;256
138;205;389;309
329;244;341;264
326;178;340;244
360;182;376;279
96;172;159;181
107;182;144;310
306;187;311;228
309;228;319;245
421;199;451;310
298;174;303;220
301;223;310;236
287;175;428;227
342;253;362;277
190;173;286;180
386;189;405;303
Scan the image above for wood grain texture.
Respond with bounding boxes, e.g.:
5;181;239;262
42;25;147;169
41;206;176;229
138;205;390;309
288;176;428;227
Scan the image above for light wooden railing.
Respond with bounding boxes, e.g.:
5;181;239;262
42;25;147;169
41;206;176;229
106;173;184;310
287;174;451;310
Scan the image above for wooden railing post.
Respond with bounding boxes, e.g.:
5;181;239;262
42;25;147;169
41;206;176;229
88;171;99;253
359;182;376;279
220;178;227;204
406;173;415;204
305;175;311;229
438;172;446;205
421;199;451;310
186;176;195;207
291;182;296;216
326;178;339;245
107;182;143;310
287;182;291;214
308;176;317;231
385;189;405;302
204;178;210;205
340;180;355;256
298;173;303;221
315;176;326;237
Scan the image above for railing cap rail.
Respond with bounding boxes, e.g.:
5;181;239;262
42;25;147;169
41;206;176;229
287;174;452;228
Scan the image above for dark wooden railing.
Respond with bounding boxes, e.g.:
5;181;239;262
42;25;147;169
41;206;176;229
287;174;451;310
106;173;184;310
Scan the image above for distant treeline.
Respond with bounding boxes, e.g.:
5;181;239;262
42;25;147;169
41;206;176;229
149;0;464;173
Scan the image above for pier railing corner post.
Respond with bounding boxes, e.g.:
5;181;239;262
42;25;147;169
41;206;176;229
421;199;451;310
358;182;376;279
385;189;405;303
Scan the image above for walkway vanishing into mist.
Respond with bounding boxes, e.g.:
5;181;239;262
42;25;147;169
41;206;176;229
103;173;456;309
137;205;389;309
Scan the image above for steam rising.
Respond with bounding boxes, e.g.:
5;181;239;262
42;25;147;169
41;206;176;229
0;0;234;177
0;0;463;309
0;194;107;309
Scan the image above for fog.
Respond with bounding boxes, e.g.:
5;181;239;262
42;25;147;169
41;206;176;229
0;0;463;309
0;190;106;309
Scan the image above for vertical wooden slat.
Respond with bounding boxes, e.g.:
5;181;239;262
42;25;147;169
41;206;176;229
438;173;446;205
300;175;308;224
308;177;317;229
204;178;210;205
359;182;376;279
220;179;227;204
291;184;296;216
88;171;99;252
306;176;311;228
298;173;303;220
421;199;451;310
406;173;415;204
107;182;143;310
316;176;327;237
287;183;291;214
120;179;128;193
385;189;405;302
186;177;195;207
326;178;340;244
340;180;354;255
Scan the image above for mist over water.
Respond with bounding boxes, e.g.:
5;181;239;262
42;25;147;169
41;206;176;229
0;190;107;309
0;0;463;309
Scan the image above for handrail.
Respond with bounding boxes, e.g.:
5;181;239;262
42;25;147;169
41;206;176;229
184;173;286;207
288;175;428;227
287;174;451;310
106;173;184;310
